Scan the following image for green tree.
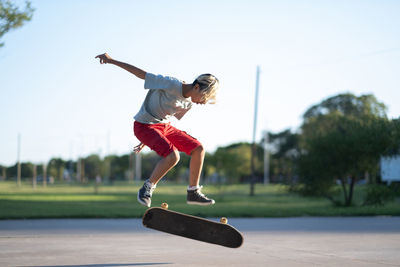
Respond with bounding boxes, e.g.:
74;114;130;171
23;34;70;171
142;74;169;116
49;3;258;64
203;152;217;179
298;93;399;206
139;152;160;182
21;162;33;178
0;0;34;47
267;129;299;184
214;142;263;183
303;93;387;120
48;158;65;181
107;154;130;180
0;165;5;180
6;162;33;180
84;154;102;180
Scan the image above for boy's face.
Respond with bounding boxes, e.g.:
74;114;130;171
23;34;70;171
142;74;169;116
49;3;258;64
191;84;207;105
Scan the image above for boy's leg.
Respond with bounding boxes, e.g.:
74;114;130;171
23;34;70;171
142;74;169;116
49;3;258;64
187;145;214;205
149;150;180;185
164;125;215;205
137;150;179;207
189;145;205;187
164;125;205;186
134;122;179;207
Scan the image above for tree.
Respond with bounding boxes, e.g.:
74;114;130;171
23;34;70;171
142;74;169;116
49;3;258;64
267;129;299;184
140;152;160;181
298;93;399;206
5;162;33;180
110;154;130;180
48;158;65;181
84;155;102;180
303;93;387;120
214;142;263;183
0;0;34;47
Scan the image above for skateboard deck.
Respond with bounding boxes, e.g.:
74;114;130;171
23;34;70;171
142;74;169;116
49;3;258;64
142;204;243;248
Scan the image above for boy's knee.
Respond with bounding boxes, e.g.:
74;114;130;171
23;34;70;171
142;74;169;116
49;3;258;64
166;150;180;166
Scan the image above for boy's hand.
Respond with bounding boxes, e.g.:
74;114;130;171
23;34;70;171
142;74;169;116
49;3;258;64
95;53;113;64
133;143;145;154
95;53;146;79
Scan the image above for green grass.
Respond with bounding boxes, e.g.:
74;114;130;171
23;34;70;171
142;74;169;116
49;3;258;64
0;181;399;219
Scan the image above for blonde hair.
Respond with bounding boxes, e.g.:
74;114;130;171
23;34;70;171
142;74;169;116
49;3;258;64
193;74;219;104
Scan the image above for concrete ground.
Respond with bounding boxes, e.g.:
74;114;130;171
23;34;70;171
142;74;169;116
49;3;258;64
1;217;399;267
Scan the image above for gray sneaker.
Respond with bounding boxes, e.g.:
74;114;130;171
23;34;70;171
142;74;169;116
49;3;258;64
187;186;215;206
137;180;156;207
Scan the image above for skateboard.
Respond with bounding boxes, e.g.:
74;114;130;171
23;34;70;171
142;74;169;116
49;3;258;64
142;203;243;248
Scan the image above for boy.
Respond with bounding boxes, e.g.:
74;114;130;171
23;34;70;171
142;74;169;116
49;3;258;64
95;53;219;207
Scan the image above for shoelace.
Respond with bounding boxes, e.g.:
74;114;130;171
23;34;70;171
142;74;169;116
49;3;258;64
194;186;208;199
144;183;156;198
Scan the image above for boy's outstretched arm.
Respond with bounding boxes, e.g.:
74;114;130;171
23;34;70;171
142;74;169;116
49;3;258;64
95;53;146;80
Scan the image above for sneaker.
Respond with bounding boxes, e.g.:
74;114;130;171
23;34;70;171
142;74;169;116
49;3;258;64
137;180;156;207
187;186;215;206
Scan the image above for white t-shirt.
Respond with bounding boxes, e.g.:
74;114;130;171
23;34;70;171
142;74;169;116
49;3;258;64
134;73;193;124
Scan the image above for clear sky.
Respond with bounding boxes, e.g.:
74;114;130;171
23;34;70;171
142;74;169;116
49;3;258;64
1;0;399;166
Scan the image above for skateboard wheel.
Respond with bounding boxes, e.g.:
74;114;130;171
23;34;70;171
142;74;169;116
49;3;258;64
161;203;168;209
220;217;228;224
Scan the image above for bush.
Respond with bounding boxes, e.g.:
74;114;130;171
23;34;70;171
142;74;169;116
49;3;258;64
363;185;395;206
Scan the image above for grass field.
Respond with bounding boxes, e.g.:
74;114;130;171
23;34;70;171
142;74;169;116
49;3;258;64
0;181;399;219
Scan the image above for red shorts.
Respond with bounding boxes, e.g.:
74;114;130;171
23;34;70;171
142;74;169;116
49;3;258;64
134;121;202;157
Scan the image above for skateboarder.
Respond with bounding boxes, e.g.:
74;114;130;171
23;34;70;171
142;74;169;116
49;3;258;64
95;53;219;207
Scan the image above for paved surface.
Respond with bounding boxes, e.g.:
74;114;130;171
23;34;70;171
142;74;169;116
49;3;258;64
1;217;400;267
